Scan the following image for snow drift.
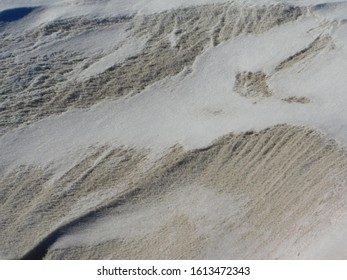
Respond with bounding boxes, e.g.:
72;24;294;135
1;0;347;259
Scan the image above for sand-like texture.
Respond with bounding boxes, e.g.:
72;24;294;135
1;125;346;259
44;125;347;259
0;3;304;133
1;0;347;260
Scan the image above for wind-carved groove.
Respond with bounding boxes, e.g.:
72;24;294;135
275;35;332;71
212;12;226;47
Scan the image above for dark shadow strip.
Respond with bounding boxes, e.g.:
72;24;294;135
0;7;37;22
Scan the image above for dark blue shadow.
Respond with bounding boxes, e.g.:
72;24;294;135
0;7;36;22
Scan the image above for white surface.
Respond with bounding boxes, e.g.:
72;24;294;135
55;184;244;248
1;260;347;280
1;0;347;23
79;36;148;80
1;0;347;260
2;15;347;168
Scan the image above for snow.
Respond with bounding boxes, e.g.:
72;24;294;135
302;210;347;259
2;15;346;170
79;36;148;80
1;0;239;25
311;1;347;21
26;24;129;57
1;0;346;26
53;184;244;248
1;0;347;259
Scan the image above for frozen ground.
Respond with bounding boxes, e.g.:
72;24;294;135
1;0;347;259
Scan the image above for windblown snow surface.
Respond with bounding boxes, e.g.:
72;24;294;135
1;0;347;260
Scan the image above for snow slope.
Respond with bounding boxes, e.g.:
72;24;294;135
1;0;347;259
